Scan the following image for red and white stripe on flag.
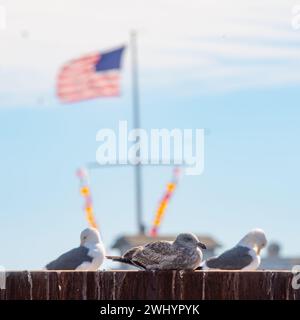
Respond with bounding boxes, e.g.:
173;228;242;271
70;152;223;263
57;53;120;103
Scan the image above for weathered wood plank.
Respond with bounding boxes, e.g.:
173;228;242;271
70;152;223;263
0;271;299;300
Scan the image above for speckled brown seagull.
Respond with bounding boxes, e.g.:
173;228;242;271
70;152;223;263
107;233;206;270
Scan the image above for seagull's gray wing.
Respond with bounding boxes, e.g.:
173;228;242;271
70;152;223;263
131;241;176;268
205;246;253;270
46;246;93;270
144;241;173;252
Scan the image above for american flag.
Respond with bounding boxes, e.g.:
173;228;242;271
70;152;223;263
57;47;125;103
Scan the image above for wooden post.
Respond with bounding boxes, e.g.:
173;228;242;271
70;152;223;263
0;271;299;300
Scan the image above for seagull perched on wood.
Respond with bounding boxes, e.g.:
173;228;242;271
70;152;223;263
45;228;105;270
199;228;267;270
107;233;206;270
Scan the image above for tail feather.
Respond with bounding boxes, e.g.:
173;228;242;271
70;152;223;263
106;256;146;270
195;265;203;270
106;255;135;265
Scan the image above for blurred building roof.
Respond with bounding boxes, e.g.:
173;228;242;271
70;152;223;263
260;242;300;270
112;234;221;251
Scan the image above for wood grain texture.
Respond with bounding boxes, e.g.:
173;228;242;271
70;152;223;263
0;271;299;300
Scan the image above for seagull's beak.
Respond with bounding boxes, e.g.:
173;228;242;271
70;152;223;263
197;242;207;249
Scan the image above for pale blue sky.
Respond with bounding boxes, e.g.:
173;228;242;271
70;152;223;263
0;0;300;269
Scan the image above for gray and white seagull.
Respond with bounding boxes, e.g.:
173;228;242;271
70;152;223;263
45;227;105;271
107;233;206;270
199;228;267;270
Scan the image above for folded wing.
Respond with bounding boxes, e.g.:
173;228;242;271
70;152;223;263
205;246;253;270
131;241;176;268
46;246;93;270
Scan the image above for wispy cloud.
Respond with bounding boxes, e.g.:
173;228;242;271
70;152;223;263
0;0;300;106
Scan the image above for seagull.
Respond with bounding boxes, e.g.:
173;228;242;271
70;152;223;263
107;233;206;270
199;228;267;270
45;227;105;270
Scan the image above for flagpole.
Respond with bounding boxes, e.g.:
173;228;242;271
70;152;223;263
131;30;145;235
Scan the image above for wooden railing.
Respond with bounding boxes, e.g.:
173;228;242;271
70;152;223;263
0;270;299;300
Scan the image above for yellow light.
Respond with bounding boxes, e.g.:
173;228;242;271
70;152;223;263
80;186;90;196
85;206;93;214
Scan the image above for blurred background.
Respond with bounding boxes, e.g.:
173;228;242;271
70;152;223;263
0;0;300;270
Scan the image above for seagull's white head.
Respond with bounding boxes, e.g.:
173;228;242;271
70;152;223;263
238;228;267;254
80;228;101;246
174;233;207;250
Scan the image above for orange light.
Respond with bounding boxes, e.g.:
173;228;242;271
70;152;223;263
80;186;90;197
149;168;181;236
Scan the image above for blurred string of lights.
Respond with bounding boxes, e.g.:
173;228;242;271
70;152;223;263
76;167;98;229
150;167;181;237
76;165;182;236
